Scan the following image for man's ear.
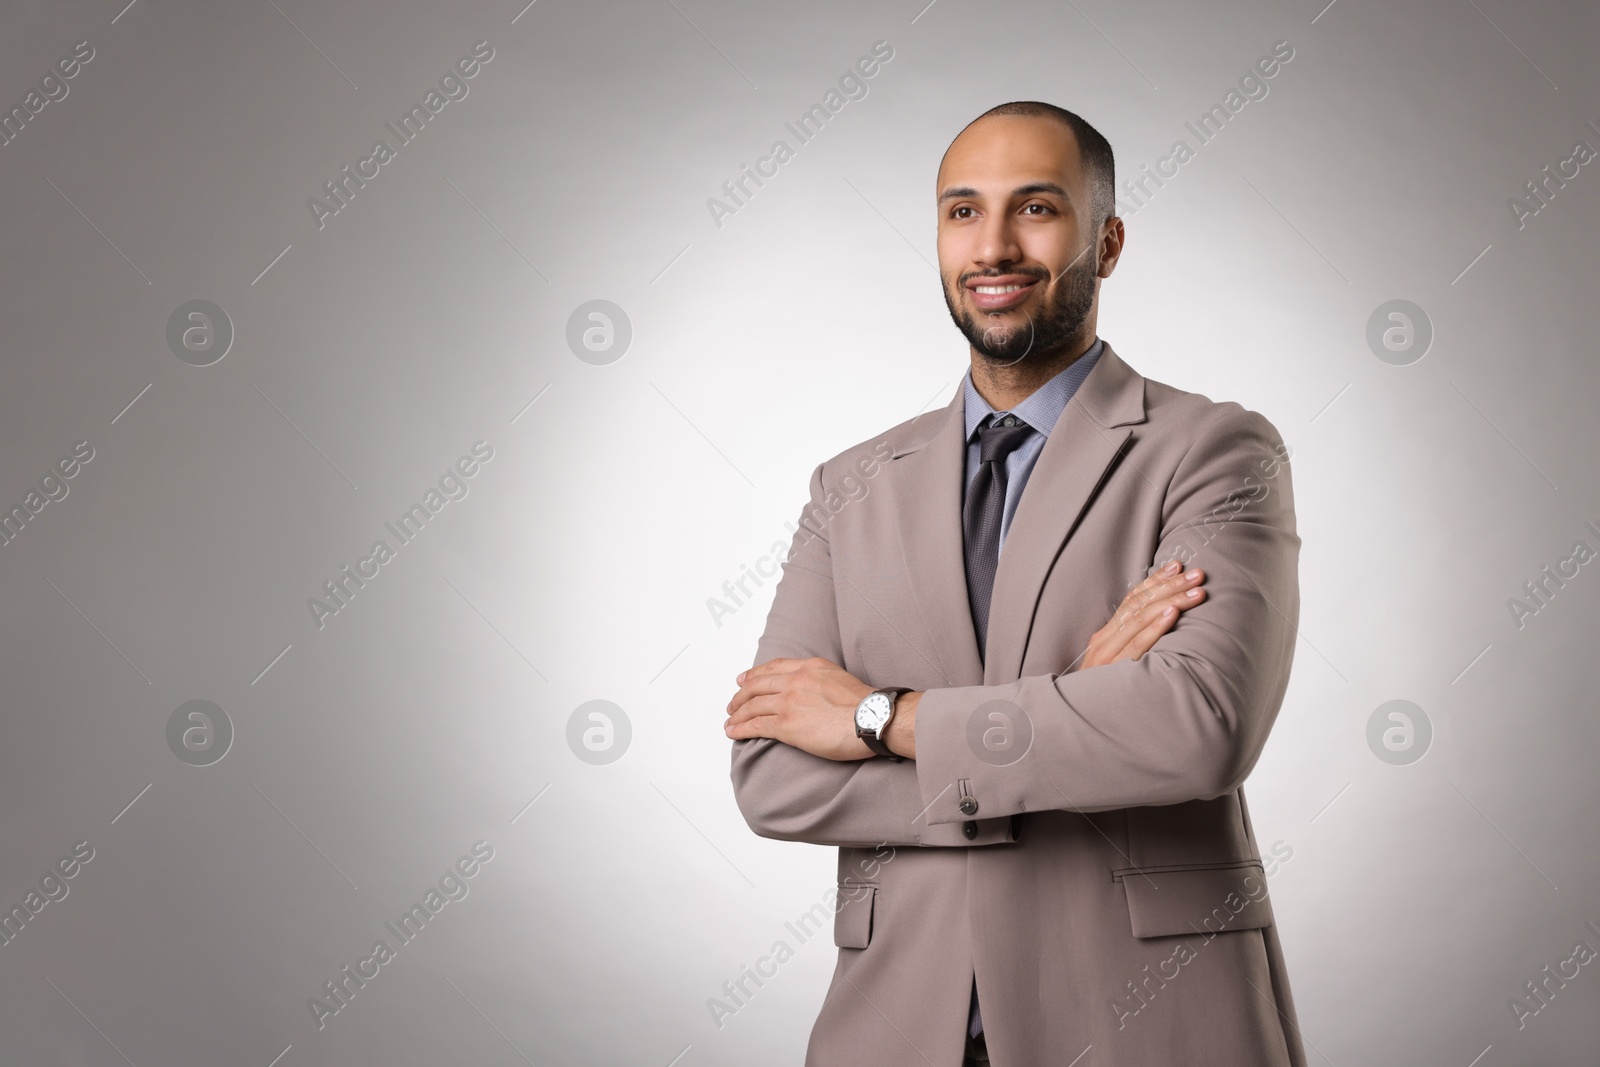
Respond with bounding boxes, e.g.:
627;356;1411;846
1097;216;1126;278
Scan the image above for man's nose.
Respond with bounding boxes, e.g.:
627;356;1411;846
972;215;1022;266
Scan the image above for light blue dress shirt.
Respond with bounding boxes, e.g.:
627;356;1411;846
959;336;1104;1041
962;337;1105;557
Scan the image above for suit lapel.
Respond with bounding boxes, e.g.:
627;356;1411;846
984;342;1148;683
885;387;985;689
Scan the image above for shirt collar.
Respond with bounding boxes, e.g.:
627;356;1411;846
962;336;1105;442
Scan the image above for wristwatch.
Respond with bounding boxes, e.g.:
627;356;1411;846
854;687;910;761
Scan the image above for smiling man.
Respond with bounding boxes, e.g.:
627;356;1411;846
725;102;1305;1067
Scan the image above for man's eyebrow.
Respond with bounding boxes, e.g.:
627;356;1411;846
937;181;1072;204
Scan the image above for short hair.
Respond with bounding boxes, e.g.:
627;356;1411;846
954;102;1116;230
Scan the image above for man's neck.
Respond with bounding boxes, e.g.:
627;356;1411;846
969;333;1097;412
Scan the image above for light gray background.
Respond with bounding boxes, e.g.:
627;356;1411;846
1;0;1597;1064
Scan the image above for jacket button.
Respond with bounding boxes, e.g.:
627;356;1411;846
959;795;978;815
962;820;978;839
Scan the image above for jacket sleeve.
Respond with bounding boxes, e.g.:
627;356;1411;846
728;460;1021;849
912;406;1301;824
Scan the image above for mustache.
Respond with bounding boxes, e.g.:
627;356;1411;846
957;268;1050;287
955;243;1097;290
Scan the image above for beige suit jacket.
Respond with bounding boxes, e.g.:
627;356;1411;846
730;342;1307;1066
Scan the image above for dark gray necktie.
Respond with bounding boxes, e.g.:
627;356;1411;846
962;413;1035;662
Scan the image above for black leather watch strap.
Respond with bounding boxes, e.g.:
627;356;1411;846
861;730;899;760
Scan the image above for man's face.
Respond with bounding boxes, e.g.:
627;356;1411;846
936;115;1104;367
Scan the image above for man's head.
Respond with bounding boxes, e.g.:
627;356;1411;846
936;103;1123;369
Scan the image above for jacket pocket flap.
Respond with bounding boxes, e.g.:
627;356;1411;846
833;884;876;949
1116;863;1273;939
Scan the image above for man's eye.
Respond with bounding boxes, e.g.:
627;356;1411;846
1023;203;1053;215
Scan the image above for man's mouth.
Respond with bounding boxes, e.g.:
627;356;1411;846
965;275;1040;311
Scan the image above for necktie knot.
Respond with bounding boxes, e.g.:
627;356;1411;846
977;414;1034;465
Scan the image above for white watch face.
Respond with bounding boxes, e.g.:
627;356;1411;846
856;692;891;732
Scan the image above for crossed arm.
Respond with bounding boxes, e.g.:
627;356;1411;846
723;557;1210;760
725;407;1300;848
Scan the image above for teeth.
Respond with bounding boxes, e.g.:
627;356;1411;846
975;284;1026;294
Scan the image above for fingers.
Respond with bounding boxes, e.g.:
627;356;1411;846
727;657;811;713
726;693;782;730
1118;564;1181;622
1119;583;1206;638
1111;604;1183;665
1081;564;1208;670
735;656;810;686
725;717;765;740
726;670;795;716
1109;565;1204;634
1127;561;1203;610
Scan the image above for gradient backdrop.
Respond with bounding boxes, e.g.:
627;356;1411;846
1;0;1597;1064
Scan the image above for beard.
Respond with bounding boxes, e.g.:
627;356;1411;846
943;246;1098;368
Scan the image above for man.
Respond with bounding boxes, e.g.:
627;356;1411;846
724;102;1304;1067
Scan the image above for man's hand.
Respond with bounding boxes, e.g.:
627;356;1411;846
724;657;879;761
1078;558;1207;670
